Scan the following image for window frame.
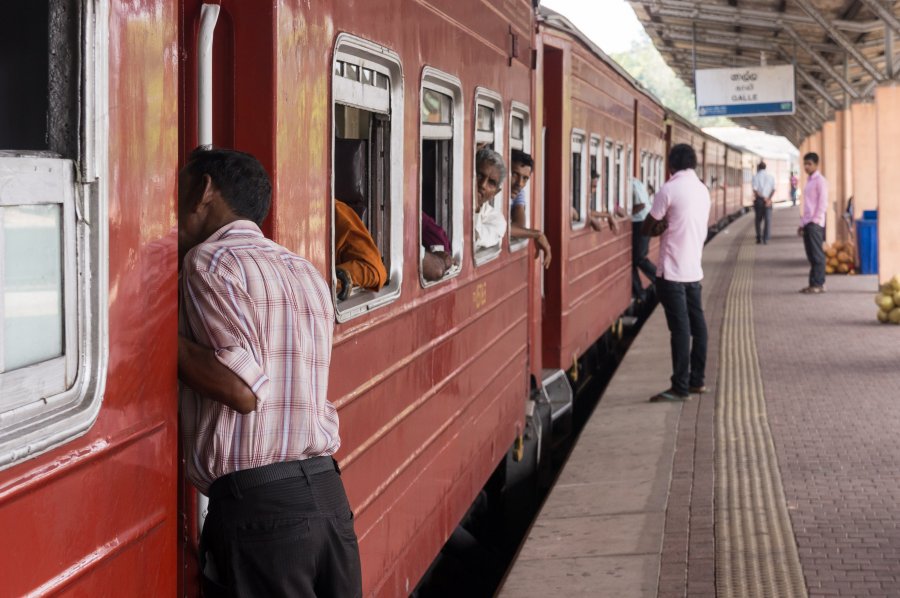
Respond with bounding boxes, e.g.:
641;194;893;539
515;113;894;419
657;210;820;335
570;129;587;230
0;0;110;470
508;102;530;253
589;135;602;213
419;67;463;288
604;139;615;213
472;87;504;266
626;145;634;212
330;34;405;323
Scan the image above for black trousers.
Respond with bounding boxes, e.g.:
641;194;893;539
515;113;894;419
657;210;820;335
657;279;708;396
754;202;772;243
632;221;657;298
200;457;362;598
802;222;826;288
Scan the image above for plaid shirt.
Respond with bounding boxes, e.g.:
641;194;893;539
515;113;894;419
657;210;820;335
179;220;339;494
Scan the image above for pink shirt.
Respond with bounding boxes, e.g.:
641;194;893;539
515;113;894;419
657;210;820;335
650;169;711;283
801;170;828;227
179;221;340;494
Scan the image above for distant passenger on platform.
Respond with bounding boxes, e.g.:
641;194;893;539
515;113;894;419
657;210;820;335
642;143;711;402
631;178;657;302
790;171;799;207
422;212;456;281
798;153;828;294
752;161;776;244
474;148;507;250
177;147;362;597
334;199;388;298
509;150;552;268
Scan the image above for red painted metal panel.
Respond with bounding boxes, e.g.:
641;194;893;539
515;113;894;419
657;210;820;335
0;1;179;595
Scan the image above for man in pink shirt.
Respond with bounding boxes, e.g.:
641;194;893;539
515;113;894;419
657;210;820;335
797;152;828;294
642;144;711;402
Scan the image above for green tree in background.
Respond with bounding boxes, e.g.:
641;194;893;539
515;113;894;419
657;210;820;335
612;40;732;128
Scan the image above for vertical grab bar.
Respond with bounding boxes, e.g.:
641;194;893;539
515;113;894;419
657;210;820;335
195;3;219;537
198;3;220;146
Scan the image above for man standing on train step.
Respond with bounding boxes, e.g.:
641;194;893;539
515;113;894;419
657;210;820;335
797;152;828;294
177;147;362;597
642;143;711;402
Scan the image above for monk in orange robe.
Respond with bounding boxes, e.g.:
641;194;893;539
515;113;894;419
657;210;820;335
334;199;387;294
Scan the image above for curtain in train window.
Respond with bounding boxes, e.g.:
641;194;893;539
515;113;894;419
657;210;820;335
420;69;463;286
604;140;615;213
331;35;404;321
589;136;601;213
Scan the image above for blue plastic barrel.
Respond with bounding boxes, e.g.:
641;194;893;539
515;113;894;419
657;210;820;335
856;217;878;275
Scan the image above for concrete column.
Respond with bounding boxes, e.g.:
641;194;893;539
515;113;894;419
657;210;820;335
875;84;900;283
850;101;878;219
821;119;842;245
840;109;853;241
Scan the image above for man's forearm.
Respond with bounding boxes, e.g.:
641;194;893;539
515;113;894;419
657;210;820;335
510;223;539;240
178;336;257;414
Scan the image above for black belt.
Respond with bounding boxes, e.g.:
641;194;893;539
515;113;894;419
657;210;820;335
208;456;338;499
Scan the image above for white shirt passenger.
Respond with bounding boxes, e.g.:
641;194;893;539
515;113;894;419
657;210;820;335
631;178;652;222
649;169;711;283
751;169;776;200
474;201;507;250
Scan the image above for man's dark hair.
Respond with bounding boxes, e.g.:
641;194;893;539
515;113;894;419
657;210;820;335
757;161;767;170
511;149;534;170
803;152;819;165
668;143;697;172
183;146;272;225
590;169;600;181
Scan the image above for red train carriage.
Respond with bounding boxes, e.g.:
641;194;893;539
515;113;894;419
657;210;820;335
0;0;179;595
179;0;535;595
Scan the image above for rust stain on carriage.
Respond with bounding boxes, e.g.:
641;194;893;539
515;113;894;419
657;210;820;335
473;282;488;309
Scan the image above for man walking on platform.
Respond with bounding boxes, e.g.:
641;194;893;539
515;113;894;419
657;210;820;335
642;144;711;402
798;152;828;294
752;161;775;244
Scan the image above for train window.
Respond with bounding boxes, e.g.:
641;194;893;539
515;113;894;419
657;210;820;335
626;146;634;211
0;0;108;469
589;136;601;213
332;35;404;322
420;69;463;286
604;139;615;213
615;144;625;210
657;156;665;188
473;89;504;265
570;131;586;228
508;103;530;251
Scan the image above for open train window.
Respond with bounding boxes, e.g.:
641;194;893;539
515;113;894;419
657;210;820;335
419;69;462;286
570;131;586;228
589;135;601;212
331;35;404;322
626;146;634;211
657;155;665;188
508;103;530;251
615;143;625;211
604;139;615;213
473;89;504;265
0;0;108;470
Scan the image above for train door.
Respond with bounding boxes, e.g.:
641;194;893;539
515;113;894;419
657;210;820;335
178;3;276;594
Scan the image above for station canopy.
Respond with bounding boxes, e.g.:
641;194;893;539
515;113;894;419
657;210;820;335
628;0;900;145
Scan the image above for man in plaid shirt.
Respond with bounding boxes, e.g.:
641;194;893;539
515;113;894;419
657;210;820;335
178;147;361;597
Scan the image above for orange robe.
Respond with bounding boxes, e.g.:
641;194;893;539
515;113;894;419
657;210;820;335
334;200;388;291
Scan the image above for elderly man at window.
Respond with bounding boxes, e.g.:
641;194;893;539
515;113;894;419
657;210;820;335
474;148;507;250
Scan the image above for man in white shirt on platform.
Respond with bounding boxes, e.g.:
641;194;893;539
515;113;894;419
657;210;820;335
642;144;711;402
751;161;776;244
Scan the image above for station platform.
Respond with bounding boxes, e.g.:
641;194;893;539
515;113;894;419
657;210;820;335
500;205;900;598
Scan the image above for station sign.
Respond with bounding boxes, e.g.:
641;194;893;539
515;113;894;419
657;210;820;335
695;65;795;117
